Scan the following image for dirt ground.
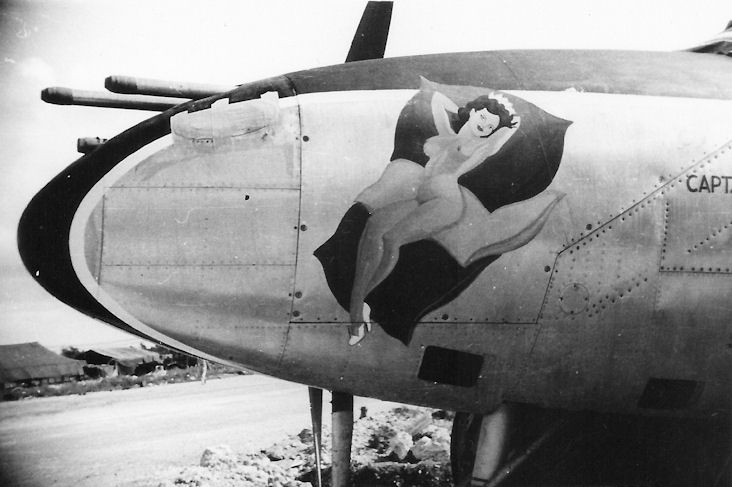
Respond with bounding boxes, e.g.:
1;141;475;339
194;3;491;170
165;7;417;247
0;374;402;487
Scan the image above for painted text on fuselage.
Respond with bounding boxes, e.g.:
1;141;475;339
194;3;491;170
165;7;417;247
686;174;732;193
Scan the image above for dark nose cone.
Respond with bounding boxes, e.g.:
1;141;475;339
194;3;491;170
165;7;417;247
17;153;131;330
18;166;74;301
17;107;180;337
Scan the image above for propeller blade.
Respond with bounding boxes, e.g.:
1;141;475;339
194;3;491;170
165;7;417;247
308;387;324;487
345;1;393;62
331;391;354;487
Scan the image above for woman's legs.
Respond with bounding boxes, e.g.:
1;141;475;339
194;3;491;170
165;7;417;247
348;177;462;344
364;195;463;299
349;201;418;328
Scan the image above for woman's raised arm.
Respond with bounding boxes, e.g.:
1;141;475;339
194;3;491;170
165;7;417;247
430;91;459;136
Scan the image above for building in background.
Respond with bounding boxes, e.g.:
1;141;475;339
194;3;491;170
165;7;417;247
0;342;85;388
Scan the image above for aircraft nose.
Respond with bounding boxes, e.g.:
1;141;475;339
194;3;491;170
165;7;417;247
19;95;304;375
17;115;174;336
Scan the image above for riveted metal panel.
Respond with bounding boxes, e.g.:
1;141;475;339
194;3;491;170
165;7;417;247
424;204;569;323
541;196;663;322
100;265;295;329
516;92;732;325
277;321;536;413
99;265;293;373
519;104;732;412
102;187;299;266
520;197;666;410
660;141;732;274
513;92;732;247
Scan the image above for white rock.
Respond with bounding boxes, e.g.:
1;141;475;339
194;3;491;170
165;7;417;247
387;431;413;460
200;445;237;468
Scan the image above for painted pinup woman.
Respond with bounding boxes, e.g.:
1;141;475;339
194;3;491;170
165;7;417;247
347;89;520;345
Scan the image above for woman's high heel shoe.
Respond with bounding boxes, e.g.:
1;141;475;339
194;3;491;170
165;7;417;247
347;304;373;346
348;323;368;346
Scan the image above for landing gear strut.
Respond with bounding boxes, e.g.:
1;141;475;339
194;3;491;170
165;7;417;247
308;388;355;487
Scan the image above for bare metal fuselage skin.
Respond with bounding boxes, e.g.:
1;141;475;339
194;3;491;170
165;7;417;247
19;50;732;417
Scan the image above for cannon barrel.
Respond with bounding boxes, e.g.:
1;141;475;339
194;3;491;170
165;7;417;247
41;87;182;111
105;75;233;99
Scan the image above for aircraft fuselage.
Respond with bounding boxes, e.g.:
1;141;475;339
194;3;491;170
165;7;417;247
19;50;732;416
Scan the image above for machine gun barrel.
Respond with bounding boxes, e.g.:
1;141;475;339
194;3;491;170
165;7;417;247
105;75;233;99
41;87;182;111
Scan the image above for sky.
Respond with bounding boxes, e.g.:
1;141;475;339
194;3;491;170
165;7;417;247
0;0;729;351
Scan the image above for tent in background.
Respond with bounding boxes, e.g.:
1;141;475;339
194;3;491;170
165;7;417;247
80;346;165;376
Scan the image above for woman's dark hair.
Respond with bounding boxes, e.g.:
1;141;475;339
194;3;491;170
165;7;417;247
456;95;516;137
